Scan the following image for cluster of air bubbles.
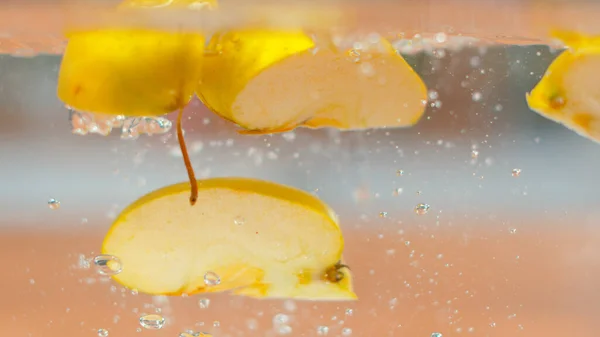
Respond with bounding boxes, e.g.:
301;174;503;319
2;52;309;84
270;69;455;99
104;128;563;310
317;326;330;335
68;107;172;139
139;314;166;330
391;33;480;55
272;313;292;335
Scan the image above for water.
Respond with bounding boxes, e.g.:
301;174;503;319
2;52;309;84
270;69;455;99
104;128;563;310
3;7;600;336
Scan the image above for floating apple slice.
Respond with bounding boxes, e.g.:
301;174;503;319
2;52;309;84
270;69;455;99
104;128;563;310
101;177;357;300
527;30;600;143
197;30;428;134
57;0;216;205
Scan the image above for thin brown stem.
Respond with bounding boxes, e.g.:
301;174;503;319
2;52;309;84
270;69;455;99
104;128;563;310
176;107;197;205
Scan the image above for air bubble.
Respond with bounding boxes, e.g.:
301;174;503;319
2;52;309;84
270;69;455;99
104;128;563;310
97;328;109;337
431;333;443;337
233;217;245;226
414;203;430;215
204;271;221;286
93;255;122;276
512;168;522;177
139;314;165;330
198;298;210;309
317;326;329;335
396;169;405;176
48;198;60;210
342;327;353;336
471;92;482;102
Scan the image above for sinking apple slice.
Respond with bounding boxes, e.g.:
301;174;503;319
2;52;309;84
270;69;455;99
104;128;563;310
197;30;428;134
101;177;357;301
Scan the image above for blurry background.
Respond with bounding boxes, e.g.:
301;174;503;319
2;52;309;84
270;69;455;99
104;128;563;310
1;44;600;336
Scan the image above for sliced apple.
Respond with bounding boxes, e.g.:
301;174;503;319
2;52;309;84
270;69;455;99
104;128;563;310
101;177;357;301
526;30;600;142
57;0;216;205
197;30;428;134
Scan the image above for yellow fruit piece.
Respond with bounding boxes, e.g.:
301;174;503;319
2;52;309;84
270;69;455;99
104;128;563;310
197;30;428;134
57;0;216;116
101;177;357;301
526;30;600;142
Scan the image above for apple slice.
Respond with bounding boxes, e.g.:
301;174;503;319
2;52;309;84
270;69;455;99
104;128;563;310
197;30;428;134
101;177;357;301
57;0;216;206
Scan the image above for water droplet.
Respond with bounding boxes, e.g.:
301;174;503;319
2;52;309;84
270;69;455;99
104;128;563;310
317;326;329;335
396;169;405;176
93;255;122;276
198;298;210;309
97;328;109;337
379;212;388;218
414;203;430;215
431;333;443;337
139;314;165;330
48;198;61;210
471;92;482;102
512;168;522;177
342;327;353;336
233;216;245;226
203;271;221;286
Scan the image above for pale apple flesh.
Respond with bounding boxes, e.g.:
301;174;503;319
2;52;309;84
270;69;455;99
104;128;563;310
198;31;428;134
101;178;357;301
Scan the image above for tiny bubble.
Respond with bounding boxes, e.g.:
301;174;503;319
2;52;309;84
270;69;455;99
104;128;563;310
97;328;109;337
198;298;210;309
48;198;61;210
317;326;329;335
139;314;165;330
512;168;522;177
414;203;430;215
203;271;221;286
93;255;122;276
